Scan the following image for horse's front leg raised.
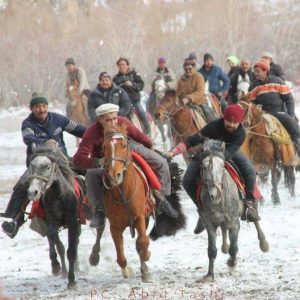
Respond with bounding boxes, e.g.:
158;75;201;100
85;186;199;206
197;225;217;283
135;216;152;283
110;225;133;279
66;220;80;290
89;222;106;266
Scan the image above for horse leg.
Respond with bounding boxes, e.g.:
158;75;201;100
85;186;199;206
285;166;295;198
227;222;240;267
66;221;79;290
271;166;281;204
110;225;133;279
47;226;61;276
54;234;67;277
89;223;105;266
221;226;229;254
197;225;217;283
254;221;269;253
135;216;152;283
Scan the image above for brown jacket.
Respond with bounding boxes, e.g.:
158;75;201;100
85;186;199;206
176;72;206;105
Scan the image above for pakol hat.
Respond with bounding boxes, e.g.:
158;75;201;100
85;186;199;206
95;103;119;117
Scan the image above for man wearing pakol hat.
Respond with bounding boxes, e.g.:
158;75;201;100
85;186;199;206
167;104;260;234
226;55;240;81
153;57;176;89
261;52;285;80
88;71;131;124
73;103;178;228
0;93;86;238
248;59;300;155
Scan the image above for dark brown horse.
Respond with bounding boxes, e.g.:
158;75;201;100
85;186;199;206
239;100;296;204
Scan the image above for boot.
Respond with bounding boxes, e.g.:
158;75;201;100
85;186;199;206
153;190;178;218
194;209;205;234
90;208;106;228
241;200;261;222
1;216;25;239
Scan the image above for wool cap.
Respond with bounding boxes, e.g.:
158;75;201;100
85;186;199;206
227;55;239;66
183;59;196;68
254;59;270;72
95;103;119;117
65;57;75;65
158;57;166;64
204;53;213;61
30;92;48;107
223;104;245;123
261;52;274;59
99;71;111;80
188;52;197;60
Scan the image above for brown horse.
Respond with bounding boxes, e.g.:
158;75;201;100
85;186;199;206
93;124;152;282
66;83;89;144
239;100;295;204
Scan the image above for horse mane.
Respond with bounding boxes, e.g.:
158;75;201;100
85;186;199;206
29;146;74;180
164;89;177;97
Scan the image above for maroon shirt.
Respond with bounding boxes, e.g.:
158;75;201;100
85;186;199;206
73;116;153;169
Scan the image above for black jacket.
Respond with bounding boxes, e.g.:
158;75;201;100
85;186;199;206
248;75;294;116
184;118;245;160
113;68;144;102
269;62;285;80
88;83;131;123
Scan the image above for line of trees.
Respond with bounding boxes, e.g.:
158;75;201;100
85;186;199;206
0;0;299;107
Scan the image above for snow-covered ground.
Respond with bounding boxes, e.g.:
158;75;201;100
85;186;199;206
0;106;300;300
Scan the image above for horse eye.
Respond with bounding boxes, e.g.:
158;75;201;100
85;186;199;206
123;144;127;149
47;165;51;170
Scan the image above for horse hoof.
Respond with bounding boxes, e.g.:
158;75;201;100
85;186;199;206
89;252;100;266
52;263;61;276
121;266;134;279
260;240;269;252
196;274;214;283
227;257;237;267
221;244;229;254
142;272;153;283
67;281;77;290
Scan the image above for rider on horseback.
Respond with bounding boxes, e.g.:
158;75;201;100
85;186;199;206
177;59;215;122
248;59;300;156
153;57;176;89
73;103;178;228
0;93;86;238
113;58;151;136
168;104;260;234
88;72;131;124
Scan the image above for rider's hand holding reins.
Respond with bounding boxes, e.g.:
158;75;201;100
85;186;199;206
182;97;190;105
45;139;58;148
167;142;187;157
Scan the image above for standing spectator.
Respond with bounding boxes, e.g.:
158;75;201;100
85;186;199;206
88;72;131;124
113;58;150;136
261;52;285;80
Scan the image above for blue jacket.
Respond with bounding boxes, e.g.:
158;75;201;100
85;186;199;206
198;65;230;95
22;112;86;166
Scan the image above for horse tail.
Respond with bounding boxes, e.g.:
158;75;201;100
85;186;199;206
149;158;186;240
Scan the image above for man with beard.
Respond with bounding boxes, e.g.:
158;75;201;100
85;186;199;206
88;71;131;123
0;93;86;238
167;104;260;234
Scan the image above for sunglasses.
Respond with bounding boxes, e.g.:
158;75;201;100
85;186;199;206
184;67;193;71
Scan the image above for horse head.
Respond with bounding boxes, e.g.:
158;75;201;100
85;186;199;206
154;77;168;102
103;124;131;187
154;89;179;123
200;140;225;204
239;100;262;129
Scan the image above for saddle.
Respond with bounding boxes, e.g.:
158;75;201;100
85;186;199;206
262;113;297;166
131;151;158;215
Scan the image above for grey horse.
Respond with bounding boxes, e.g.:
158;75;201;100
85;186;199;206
27;147;84;289
198;140;269;282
